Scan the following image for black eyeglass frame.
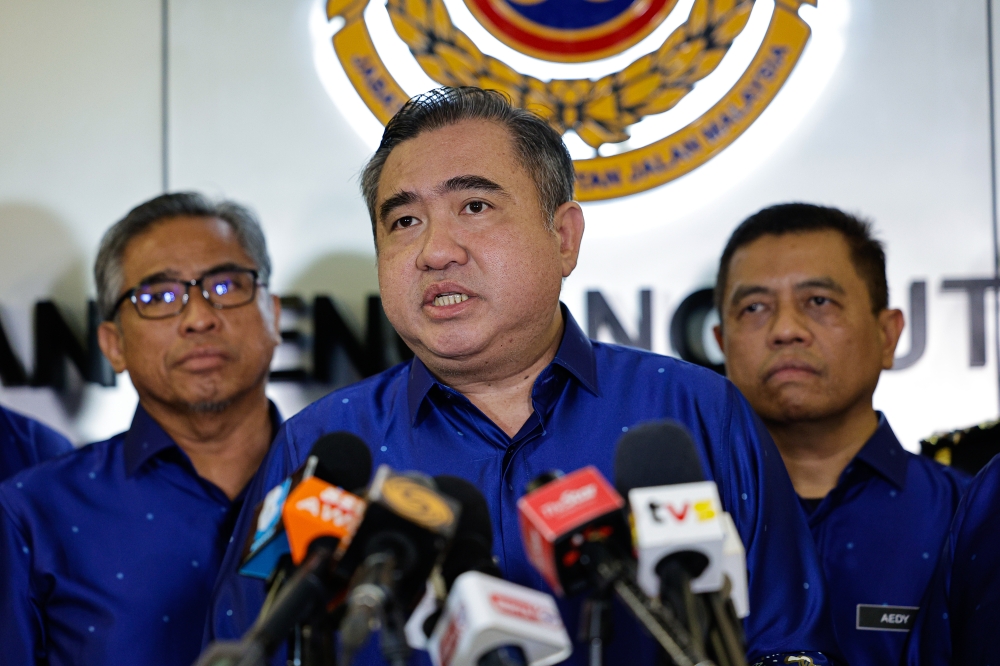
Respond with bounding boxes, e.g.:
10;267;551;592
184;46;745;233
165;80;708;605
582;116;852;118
110;267;264;320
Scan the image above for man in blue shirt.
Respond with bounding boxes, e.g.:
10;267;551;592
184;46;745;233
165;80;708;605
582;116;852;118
206;88;839;664
712;203;968;664
905;454;1000;663
0;404;73;481
0;193;284;666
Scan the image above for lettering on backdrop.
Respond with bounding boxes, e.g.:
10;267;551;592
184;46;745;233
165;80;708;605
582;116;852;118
1;277;991;391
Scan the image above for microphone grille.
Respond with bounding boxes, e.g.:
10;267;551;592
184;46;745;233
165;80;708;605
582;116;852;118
308;432;372;491
614;420;705;497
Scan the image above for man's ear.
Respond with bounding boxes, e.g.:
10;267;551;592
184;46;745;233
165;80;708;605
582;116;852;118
552;201;585;278
97;321;128;374
880;308;905;370
269;293;282;346
713;324;725;355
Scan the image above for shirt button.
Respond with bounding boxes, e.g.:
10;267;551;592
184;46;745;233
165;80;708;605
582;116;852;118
508;483;513;491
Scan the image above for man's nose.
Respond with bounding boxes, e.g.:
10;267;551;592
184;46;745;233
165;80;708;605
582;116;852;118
768;301;812;348
180;288;222;333
416;218;469;271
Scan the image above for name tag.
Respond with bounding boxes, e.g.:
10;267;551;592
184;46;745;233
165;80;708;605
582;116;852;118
856;604;919;632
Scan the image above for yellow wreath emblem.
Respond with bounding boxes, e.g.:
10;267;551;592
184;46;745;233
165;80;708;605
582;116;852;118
327;0;817;200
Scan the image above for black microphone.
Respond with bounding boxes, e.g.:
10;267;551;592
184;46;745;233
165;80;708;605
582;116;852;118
421;476;571;666
194;433;373;666
616;420;747;666
336;467;460;666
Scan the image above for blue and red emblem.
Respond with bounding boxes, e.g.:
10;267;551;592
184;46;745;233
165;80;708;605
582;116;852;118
463;0;680;62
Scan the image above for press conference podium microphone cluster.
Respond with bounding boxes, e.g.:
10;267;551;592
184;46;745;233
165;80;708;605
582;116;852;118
517;421;749;666
195;436;572;666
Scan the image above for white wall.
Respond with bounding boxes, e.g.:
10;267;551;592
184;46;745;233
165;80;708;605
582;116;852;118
0;0;996;451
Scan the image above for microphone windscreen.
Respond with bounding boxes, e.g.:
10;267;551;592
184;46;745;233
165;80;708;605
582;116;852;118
433;475;498;587
615;420;705;497
308;432;372;491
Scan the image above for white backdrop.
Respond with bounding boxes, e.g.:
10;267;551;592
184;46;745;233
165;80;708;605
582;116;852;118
0;0;996;452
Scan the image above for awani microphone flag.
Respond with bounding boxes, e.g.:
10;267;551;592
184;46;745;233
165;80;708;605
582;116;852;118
282;476;366;565
627;480;726;599
428;571;572;666
517;466;627;596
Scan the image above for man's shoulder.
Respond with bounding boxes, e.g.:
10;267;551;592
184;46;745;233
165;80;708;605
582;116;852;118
904;449;973;496
280;362;411;448
0;406;74;466
0;434;126;514
590;341;736;401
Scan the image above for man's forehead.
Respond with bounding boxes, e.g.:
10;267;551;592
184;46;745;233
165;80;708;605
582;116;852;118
122;216;250;281
377;120;519;199
732;231;854;276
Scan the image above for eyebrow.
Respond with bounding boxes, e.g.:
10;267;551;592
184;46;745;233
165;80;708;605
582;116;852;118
377;175;509;224
378;190;419;224
136;262;249;286
794;277;846;294
729;277;847;307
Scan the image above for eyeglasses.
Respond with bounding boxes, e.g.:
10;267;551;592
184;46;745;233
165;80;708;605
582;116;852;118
112;268;263;320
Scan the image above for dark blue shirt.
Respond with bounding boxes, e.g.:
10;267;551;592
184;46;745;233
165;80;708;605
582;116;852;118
905;451;1000;664
0;405;74;482
206;310;839;664
800;415;967;665
0;403;280;666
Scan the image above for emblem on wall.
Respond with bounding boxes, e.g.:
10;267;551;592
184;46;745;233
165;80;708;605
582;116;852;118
325;0;816;200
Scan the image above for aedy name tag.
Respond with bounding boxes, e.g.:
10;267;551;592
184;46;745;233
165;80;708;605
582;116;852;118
856;604;919;632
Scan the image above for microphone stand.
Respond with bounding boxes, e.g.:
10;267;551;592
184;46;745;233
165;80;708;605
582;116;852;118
579;592;612;666
698;578;746;666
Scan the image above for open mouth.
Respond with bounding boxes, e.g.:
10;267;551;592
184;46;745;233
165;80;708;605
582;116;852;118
432;292;469;307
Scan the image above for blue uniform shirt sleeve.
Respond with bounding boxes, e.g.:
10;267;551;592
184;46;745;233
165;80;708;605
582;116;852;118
0;488;45;665
0;406;74;482
905;454;1000;664
710;384;838;662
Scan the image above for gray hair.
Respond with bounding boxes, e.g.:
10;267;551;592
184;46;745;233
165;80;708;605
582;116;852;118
95;192;272;321
360;87;575;242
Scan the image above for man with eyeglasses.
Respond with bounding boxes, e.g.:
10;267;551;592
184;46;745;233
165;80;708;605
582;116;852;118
0;192;282;666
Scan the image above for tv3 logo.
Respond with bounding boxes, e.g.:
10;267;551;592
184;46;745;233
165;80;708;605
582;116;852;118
648;499;716;524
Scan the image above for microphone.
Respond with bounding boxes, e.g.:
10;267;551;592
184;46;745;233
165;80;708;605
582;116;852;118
517;466;706;666
616;420;748;665
238;432;373;581
413;476;572;666
194;433;372;666
427;571;572;666
336;466;461;666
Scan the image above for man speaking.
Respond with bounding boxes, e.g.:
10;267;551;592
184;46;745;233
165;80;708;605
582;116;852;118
207;87;838;663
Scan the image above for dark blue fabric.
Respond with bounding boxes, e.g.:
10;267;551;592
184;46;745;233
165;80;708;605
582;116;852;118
802;415;967;665
0;403;280;666
206;309;840;664
0;405;74;482
905;451;1000;664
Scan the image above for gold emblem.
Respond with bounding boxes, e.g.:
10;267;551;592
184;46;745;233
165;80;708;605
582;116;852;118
785;656;815;666
380;475;457;529
326;0;816;199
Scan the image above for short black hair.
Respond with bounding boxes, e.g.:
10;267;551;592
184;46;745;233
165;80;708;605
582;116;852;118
360;87;574;242
715;203;888;315
95;192;271;321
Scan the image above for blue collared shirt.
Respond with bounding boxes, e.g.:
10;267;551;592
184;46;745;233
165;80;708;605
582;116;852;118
904;451;1000;664
798;415;967;665
207;309;839;664
0;405;74;482
0;402;280;666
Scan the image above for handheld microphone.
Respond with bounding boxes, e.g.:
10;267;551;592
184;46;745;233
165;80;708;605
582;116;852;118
413;477;572;666
427;571;572;666
616;420;748;665
518;466;706;666
239;432;373;580
194;433;372;666
336;466;461;665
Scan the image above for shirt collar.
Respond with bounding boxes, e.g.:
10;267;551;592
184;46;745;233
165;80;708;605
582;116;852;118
123;401;284;477
852;413;909;489
406;304;599;425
